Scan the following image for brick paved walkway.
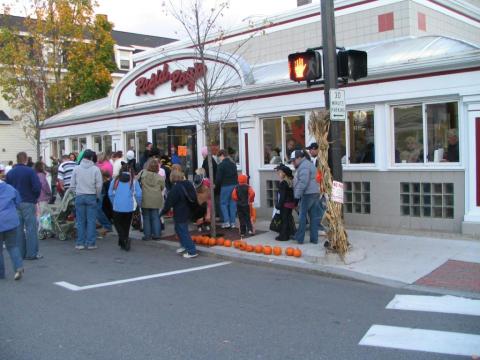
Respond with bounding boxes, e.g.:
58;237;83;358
415;260;480;293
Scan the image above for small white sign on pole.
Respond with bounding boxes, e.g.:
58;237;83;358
331;181;344;204
329;89;346;121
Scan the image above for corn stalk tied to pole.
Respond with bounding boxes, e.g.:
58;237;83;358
309;110;349;260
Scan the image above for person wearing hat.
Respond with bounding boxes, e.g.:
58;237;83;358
291;150;321;244
274;164;296;241
126;150;138;174
70;149;103;250
307;142;327;235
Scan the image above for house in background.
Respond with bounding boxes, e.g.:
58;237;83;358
0;14;176;163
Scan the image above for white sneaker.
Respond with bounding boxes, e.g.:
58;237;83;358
221;223;231;229
75;245;85;250
183;252;198;259
319;230;327;236
14;268;24;281
176;247;186;254
87;245;98;250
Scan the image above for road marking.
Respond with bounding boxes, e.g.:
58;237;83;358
54;261;231;291
359;325;480;357
387;295;480;316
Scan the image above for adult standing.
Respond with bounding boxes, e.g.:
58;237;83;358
291;150;320;244
108;162;142;251
0;179;24;280
126;150;138;174
307;142;327;236
6;152;42;260
57;154;77;197
139;142;153;170
111;151;124;178
70;150;103;250
137;159;165;240
215;149;238;229
48;156;59;203
96;152;113;178
34;161;52;216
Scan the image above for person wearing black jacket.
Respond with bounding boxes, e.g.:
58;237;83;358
215;149;238;228
274;164;296;241
160;169;198;258
201;146;217;180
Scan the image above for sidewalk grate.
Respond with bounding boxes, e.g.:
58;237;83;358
414;260;480;293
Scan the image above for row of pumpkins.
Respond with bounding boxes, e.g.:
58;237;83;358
191;235;302;258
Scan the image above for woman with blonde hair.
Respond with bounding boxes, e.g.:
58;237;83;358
160;169;198;258
137;159;165;240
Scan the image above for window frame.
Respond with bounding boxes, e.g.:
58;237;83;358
390;99;462;169
260;113;306;168
205;121;240;165
344;108;376;168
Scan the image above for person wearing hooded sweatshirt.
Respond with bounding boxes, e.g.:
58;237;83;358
70;149;103;250
231;174;255;237
108;163;142;251
0;179;24;280
137;159;164;240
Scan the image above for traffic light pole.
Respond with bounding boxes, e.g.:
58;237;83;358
321;0;343;182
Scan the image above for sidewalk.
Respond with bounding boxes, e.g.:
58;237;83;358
132;219;480;298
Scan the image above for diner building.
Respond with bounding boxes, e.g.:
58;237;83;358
41;0;480;235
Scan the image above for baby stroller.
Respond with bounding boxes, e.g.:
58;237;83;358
39;187;76;241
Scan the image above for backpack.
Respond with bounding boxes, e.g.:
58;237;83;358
180;182;198;212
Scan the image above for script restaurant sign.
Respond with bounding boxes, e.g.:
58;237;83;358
135;62;207;96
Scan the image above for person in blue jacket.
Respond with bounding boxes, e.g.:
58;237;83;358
160;169;198;258
0;179;24;280
108;162;142;251
6;152;42;260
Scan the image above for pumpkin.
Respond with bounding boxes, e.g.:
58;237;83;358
293;248;302;257
201;237;209;245
224;239;232;247
273;246;282;256
285;247;294;256
208;238;216;246
233;240;241;249
216;237;225;246
238;241;247;251
246;244;254;252
254;245;263;253
263;246;272;255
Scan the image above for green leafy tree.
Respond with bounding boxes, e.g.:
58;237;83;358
0;0;116;159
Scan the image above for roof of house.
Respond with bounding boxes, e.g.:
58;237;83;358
42;35;480;128
0;14;176;49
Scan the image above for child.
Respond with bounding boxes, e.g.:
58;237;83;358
232;174;255;237
274;164;296;241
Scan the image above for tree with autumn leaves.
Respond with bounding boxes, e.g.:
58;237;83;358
0;0;116;159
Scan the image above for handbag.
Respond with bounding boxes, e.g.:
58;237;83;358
269;212;282;233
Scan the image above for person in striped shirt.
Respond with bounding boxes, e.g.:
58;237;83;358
57;154;77;196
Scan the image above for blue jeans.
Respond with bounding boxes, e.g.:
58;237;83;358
295;193;320;244
16;202;39;259
318;195;326;231
220;185;237;225
0;228;23;278
96;194;112;231
174;222;196;255
75;194;98;247
142;208;161;239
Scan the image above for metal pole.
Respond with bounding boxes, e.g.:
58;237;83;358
321;0;343;182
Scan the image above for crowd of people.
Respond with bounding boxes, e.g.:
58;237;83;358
0;140;328;280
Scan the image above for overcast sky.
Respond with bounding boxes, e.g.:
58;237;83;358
95;0;320;38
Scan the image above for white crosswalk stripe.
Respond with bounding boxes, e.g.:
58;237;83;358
359;295;480;357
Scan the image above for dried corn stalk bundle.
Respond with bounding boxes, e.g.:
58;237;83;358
309;110;349;260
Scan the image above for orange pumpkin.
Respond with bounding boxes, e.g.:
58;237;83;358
254;245;263;253
285;247;294;256
238;242;247;251
208;238;216;246
201;237;209;245
293;248;302;258
224;239;232;247
273;246;282;256
263;246;272;255
246;244;254;252
216;237;225;246
233;240;241;249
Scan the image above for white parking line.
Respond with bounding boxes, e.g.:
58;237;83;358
54;261;231;291
359;325;480;357
387;295;480;316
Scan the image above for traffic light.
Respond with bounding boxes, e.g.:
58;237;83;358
337;49;368;81
288;50;322;82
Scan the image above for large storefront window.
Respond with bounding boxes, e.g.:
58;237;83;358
347;110;375;164
393;102;459;164
93;134;113;155
125;131;147;159
207;124;220;156
223;123;239;163
263;115;305;165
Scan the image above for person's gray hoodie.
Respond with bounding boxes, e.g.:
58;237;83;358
293;158;319;199
70;159;102;197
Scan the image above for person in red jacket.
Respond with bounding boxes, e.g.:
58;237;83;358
232;174;255;237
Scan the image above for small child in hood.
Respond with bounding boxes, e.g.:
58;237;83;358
231;174;255;237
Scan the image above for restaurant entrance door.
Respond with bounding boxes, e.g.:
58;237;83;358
152;126;198;180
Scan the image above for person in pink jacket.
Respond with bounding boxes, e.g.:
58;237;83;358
35;162;52;206
96;152;113;178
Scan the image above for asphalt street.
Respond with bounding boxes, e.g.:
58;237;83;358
1;235;479;360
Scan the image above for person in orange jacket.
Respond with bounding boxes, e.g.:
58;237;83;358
232;174;255;236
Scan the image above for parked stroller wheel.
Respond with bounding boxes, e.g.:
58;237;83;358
59;233;67;241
